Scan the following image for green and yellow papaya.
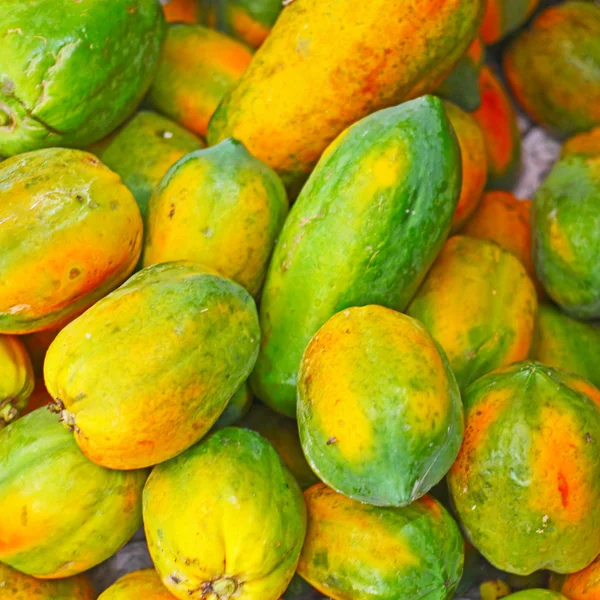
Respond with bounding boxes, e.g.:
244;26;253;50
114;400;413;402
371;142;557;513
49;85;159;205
0;148;142;334
207;0;484;194
163;0;204;23
550;554;600;600
532;149;600;319
143;139;288;297
91;111;204;218
407;236;537;391
44;262;260;470
298;484;464;600
448;362;600;575
212;383;253;429
144;427;307;600
480;0;539;45
503;592;566;600
250;96;462;417
98;570;175;599
503;2;600;138
0;0;165;156
298;305;463;507
0;335;34;428
150;24;252;137
0;408;146;578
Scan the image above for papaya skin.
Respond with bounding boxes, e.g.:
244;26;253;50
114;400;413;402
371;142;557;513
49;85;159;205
0;563;96;599
0;148;143;334
448;362;600;575
297;305;463;507
144;427;307;600
562;127;600;159
480;0;539;45
163;0;204;24
407;236;537;391
44;262;260;470
0;0;165;156
212;383;253;430
550;554;600;600
143;138;288;297
298;484;464;600
0;408;147;578
0;335;34;428
503;593;566;600
207;0;484;194
150;24;252;137
503;2;600;138
250;96;462;417
98;569;174;599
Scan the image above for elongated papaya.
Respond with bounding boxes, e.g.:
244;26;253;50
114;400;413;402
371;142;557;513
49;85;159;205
207;0;484;194
250;96;462;417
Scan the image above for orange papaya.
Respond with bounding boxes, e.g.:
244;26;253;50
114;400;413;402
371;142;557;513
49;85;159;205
98;569;174;599
480;0;539;45
562;127;600;159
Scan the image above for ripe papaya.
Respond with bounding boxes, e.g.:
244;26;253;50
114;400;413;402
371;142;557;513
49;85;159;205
162;0;204;24
503;2;600;138
0;335;34;428
98;569;174;599
207;0;484;194
532;149;600;319
407;236;537;391
0;148;142;334
0;408;146;578
143;139;288;297
550;554;600;600
298;484;464;600
144;427;307;600
480;0;539;45
250;96;462;417
298;305;463;507
150;24;252;137
0;0;165;156
448;362;600;575
212;383;253;429
44;262;259;470
91;111;204;218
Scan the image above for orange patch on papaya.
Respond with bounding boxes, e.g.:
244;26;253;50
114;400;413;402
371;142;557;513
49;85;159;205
565;378;600;408
230;7;271;48
480;0;503;44
162;0;199;24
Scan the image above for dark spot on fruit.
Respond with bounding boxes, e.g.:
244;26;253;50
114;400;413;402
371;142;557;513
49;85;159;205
86;156;99;166
69;268;80;279
20;505;27;526
326;436;337;445
110;201;119;210
169;207;175;219
586;432;593;443
76;194;84;203
88;200;99;209
169;574;181;584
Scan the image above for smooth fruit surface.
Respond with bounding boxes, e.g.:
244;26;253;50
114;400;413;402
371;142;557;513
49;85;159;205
44;262;260;469
98;569;175;599
550;554;600;600
250;96;462;417
503;593;566;600
0;335;34;428
163;0;204;23
480;0;539;44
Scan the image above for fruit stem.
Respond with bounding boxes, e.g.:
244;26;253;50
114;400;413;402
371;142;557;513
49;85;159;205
211;578;238;598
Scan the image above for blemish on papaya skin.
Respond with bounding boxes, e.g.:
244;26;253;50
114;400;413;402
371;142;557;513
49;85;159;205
326;436;337;445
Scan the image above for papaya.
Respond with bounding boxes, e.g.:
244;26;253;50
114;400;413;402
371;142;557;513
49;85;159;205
472;66;522;190
480;0;539;45
0;335;34;428
98;569;174;599
562;127;600;159
0;148;143;334
503;2;600;138
443;101;487;231
150;24;252;137
448;361;600;575
0;0;165;156
550;554;600;600
250;96;462;417
143;139;288;297
44;262;259;470
163;0;204;24
207;0;484;194
238;402;319;491
0;563;96;599
0;408;146;578
144;427;307;600
200;0;282;48
436;36;485;112
503;593;566;600
532;149;600;319
212;383;253;429
407;236;537;391
298;484;464;600
298;305;463;507
91;111;204;219
531;303;600;388
480;580;512;600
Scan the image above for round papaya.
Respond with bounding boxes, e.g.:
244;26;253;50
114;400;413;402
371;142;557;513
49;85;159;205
531;303;600;389
503;593;566;600
98;569;174;599
472;66;522;190
0;0;165;156
150;24;252;137
562;127;600;159
0;563;96;599
143;138;288;297
532;150;600;319
212;383;253;429
480;0;539;45
448;361;600;575
297;305;463;507
503;2;600;138
0;408;147;578
144;427;307;600
238;402;319;491
443;101;487;231
0;148;143;334
550;554;600;600
407;236;537;391
163;0;204;24
44;262;260;470
91;111;204;219
0;335;34;428
298;483;464;600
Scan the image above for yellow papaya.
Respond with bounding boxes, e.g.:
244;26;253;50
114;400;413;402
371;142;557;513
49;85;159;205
99;569;174;599
0;335;34;428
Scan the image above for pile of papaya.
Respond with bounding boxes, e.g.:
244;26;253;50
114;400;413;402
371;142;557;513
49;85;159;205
1;0;599;598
